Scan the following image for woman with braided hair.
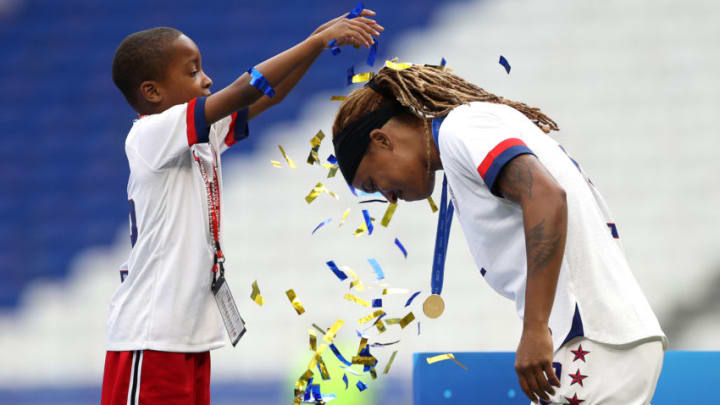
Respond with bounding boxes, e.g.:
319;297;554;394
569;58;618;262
332;65;666;404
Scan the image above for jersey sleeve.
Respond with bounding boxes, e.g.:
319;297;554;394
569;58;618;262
440;105;535;197
209;106;250;154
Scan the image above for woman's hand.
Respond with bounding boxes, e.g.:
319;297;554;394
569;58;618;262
312;9;383;49
515;323;561;403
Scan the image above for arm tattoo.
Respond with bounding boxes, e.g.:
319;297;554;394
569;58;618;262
526;219;562;276
497;155;534;202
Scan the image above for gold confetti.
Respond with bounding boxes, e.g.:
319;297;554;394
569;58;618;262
350;278;366;291
323;319;344;344
427;196;439;213
357;337;368;354
309;328;317;351
330;96;346;101
380;203;397;227
278;145;296;168
250;280;264;306
351;72;374;83
293;369;314;404
339;209;351;227
384;350;398;374
316;354;331;379
385;60;413;70
353;222;368;236
426;353;468;370
312;323;327;335
375;318;387;333
358;310;385;325
399;312;415;329
327;166;339;178
305;182;339;204
351;355;377;366
384;318;401;325
344;293;371;308
306;130;325;165
271;160;282;168
285;289;305;315
382;288;409;295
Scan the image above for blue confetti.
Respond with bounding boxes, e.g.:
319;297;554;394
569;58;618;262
362;210;374;235
394;238;408;258
367;258;384;280
347;66;355;86
311;218;332;234
404;291;421;307
329;343;352;366
343;374;349;390
367;39;378;66
356;381;367;392
326;261;348;281
441;57;447;66
328;39;341;55
316;363;330;380
347;1;364;19
348;184;358;196
372;298;382;308
312;384;323;399
327;154;337;164
303;377;314;401
499;55;511;74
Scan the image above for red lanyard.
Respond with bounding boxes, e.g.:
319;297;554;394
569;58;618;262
192;148;224;275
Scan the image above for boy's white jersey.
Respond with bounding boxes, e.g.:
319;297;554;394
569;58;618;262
106;98;249;352
437;102;666;351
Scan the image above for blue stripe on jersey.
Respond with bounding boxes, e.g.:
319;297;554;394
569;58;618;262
194;97;210;143
560;304;584;347
483;145;534;197
233;107;250;142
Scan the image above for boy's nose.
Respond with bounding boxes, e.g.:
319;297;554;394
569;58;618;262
202;73;213;89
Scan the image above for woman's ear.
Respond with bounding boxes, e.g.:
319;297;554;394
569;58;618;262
139;81;162;105
369;128;393;151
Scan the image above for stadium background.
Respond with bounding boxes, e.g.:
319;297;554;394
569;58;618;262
1;0;719;404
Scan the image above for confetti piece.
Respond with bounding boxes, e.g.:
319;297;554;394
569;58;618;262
367;258;385;280
316;355;331;380
353;222;367;236
342;266;366;291
250;280;264;306
367;39;378;66
427;196;439;213
338;209;351;227
499;55;511;74
399;312;415;329
305;182;339;204
329;343;353;366
309;329;317;351
323;319;345;344
325;261;348;281
271;160;283;168
426;353;468;370
312;323;327;335
344;293;371;308
362;210;374;235
347;1;364;18
385;60;413;70
343;373;349;389
352;72;374;84
356;381;367;392
328;39;340;55
286;289;305;315
341;366;363;376
380;203;397;227
372;298;382;308
331;96;346;101
278;145;296;168
370;340;400;347
359;310;385;324
327;166;339;178
404;291;421;307
383;350;398;374
311;218;332;235
351;355;377;366
382;288;408;295
394;238;408;258
418;322;421;335
359;199;387;204
306;130;325;165
441;57;447;67
375;318;386;333
346;66;355;86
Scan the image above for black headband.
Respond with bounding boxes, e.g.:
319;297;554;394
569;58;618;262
333;103;401;184
333;78;402;184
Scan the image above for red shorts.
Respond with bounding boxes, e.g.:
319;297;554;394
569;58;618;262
101;350;210;405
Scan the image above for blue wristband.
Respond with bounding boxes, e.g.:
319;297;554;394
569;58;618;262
247;67;275;98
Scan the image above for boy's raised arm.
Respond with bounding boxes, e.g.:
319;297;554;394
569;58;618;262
205;10;382;125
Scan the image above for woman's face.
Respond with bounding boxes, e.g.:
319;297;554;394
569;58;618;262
351;117;437;203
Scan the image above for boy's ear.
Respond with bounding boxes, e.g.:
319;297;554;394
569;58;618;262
139;81;162;105
369;129;393;151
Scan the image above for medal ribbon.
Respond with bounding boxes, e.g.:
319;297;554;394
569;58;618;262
192;148;225;282
430;117;453;296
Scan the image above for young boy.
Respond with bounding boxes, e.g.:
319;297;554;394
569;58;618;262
102;11;382;405
332;65;667;404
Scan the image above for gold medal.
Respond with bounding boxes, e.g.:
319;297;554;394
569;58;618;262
423;294;445;319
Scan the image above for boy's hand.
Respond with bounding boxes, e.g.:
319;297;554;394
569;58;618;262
514;323;561;403
312;9;383;49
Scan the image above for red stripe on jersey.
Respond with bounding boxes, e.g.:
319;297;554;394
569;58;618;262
224;112;239;147
186;98;198;146
477;138;527;178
